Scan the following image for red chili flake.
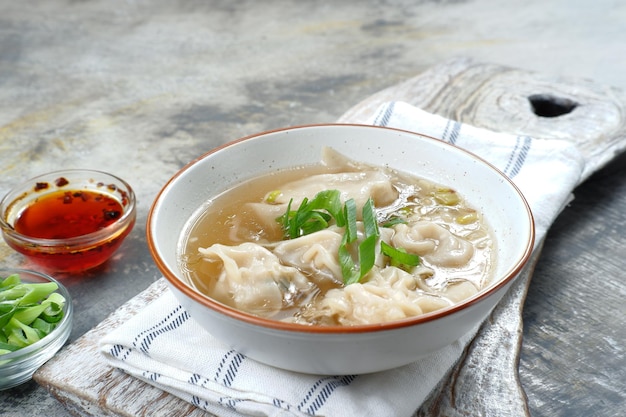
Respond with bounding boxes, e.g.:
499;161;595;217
73;191;88;201
34;182;49;191
63;192;73;204
103;209;121;220
55;177;69;187
119;190;129;205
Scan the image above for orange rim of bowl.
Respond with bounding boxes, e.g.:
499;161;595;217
147;123;535;334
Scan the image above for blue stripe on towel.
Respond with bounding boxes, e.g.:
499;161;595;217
503;136;531;178
109;344;124;358
373;102;396;127
191;395;211;411
188;373;205;386
108;305;190;361
298;375;357;415
219;396;245;411
108;343;131;361
214;350;245;387
135;305;190;355
442;119;461;145
273;398;292;412
142;370;161;382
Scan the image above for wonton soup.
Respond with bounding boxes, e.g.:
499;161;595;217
180;148;495;326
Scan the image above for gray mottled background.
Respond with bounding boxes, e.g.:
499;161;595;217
1;0;624;416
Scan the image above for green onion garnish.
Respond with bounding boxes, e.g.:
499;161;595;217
0;274;66;354
277;190;420;285
339;198;380;285
380;241;421;271
381;216;407;228
277;190;344;239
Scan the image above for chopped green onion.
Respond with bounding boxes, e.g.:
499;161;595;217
277;190;344;239
40;292;65;323
7;317;42;347
306;190;345;226
338;240;357;285
0;274;66;355
0;340;19;354
265;190;282;204
339;198;379;285
362;198;379;238
13;304;48;326
0;274;20;289
18;282;58;306
356;235;377;280
432;188;460;206
456;211;478;225
380;241;421;271
32;317;55;334
343;198;358;243
277;192;387;285
381;216;407;228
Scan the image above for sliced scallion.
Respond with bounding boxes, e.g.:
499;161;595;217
380;241;421;271
0;274;65;355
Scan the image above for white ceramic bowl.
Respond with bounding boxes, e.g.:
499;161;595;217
147;124;534;375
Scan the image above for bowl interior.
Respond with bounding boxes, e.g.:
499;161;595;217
149;124;534;324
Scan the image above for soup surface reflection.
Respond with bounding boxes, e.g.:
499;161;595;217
180;149;495;325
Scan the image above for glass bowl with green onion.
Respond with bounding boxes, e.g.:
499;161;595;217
0;268;72;390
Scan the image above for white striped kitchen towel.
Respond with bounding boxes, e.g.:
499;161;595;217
100;102;584;417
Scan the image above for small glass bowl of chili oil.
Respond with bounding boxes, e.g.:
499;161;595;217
0;170;136;273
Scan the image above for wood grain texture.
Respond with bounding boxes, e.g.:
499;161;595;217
33;57;626;416
35;280;209;417
339;57;626;181
518;150;626;417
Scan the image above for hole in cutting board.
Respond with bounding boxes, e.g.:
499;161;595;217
528;94;578;117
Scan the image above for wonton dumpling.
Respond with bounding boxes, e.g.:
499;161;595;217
443;280;479;302
198;242;313;317
271;170;399;214
391;221;475;267
272;229;344;285
373;267;451;313
316;282;424;325
243;170;398;236
272;225;397;286
242;202;285;239
375;262;435;292
298;266;452;325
